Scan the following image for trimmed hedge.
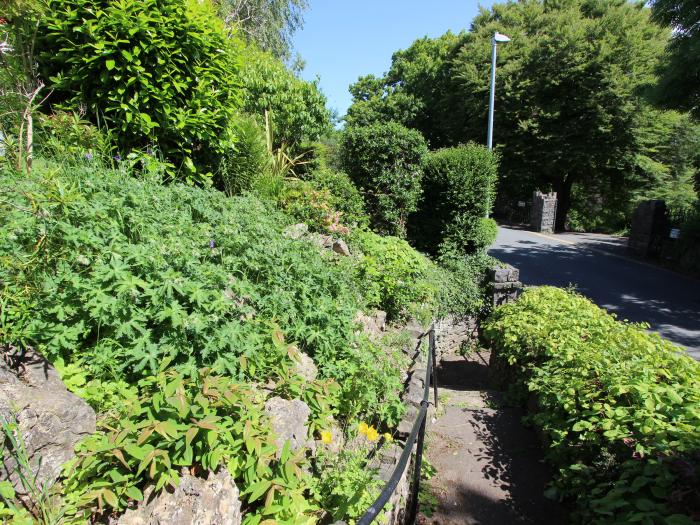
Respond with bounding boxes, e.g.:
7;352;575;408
483;287;700;524
340;123;427;237
409;144;498;255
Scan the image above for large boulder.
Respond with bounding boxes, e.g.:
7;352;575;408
116;470;241;525
264;397;311;455
0;346;96;493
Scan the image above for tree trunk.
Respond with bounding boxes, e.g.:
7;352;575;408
554;177;574;232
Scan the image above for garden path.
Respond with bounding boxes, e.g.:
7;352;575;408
417;348;568;525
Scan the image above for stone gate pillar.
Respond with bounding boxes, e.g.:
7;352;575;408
628;200;668;258
531;191;557;233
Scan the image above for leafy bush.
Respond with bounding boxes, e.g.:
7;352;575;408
340;123;427;237
60;368;319;524
409;144;498;255
0;160;409;426
36;0;242;183
435;251;493;320
305;169;369;229
217;114;270;196
239;45;332;148
483;287;700;524
350;230;438;321
278;179;350;235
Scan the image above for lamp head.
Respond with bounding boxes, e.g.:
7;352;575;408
493;32;511;43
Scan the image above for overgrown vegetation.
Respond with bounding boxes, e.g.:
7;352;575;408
35;0;243;184
484;287;700;524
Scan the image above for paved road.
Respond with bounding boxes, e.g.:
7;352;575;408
488;226;700;359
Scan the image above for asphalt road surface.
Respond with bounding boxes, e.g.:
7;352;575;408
489;226;700;359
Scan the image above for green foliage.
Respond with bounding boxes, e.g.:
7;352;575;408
340;123;427;237
34;112;113;163
60;368;317;524
434;251;493;320
278;179;350;235
239;45;332;148
0;163;342;381
217;114;270;196
346;1;679;231
305;169;369;229
650;0;700;118
483;287;700;524
409;144;498;255
0;159;413;426
36;0;242;184
311;448;383;523
350;230;438;321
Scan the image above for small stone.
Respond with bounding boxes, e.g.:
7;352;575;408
332;239;350;256
283;223;308;240
264;397;311;455
293;352;317;382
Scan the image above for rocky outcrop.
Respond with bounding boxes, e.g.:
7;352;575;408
264;397;311;455
355;310;388;339
0;346;96;494
283;223;351;256
116;470;241;525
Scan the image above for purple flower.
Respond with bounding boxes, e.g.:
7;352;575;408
84;152;93;161
209;239;215;249
114;154;122;162
146;146;154;156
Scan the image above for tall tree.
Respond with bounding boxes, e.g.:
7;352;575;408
217;0;307;60
649;0;700;118
346;0;672;231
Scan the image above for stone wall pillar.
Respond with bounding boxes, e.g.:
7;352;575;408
488;264;522;307
628;200;668;258
531;191;557;233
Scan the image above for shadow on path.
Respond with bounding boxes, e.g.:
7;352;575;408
421;350;568;525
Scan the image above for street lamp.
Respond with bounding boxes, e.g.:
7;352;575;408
487;32;510;151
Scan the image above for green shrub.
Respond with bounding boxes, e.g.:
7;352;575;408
278;178;351;235
217;114;270;196
239;45;332;148
306;169;369;229
435;251;493;320
36;0;242;183
410;144;498;255
350;230;438;321
340;123;427;237
483;287;700;524
60;368;320;524
0;159;409;425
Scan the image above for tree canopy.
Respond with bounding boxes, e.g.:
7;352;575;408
345;0;696;231
217;0;308;60
650;0;700;118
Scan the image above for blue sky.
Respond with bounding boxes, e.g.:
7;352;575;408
293;1;497;120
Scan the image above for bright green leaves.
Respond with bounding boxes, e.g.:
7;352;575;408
483;286;700;524
36;0;244;183
61;368;318;523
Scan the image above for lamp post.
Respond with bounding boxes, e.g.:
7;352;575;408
487;32;510;151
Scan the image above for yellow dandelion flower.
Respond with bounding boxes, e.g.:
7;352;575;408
383;433;393;442
321;430;333;444
366;426;379;442
358;422;369;435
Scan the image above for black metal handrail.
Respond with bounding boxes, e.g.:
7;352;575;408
357;326;438;525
